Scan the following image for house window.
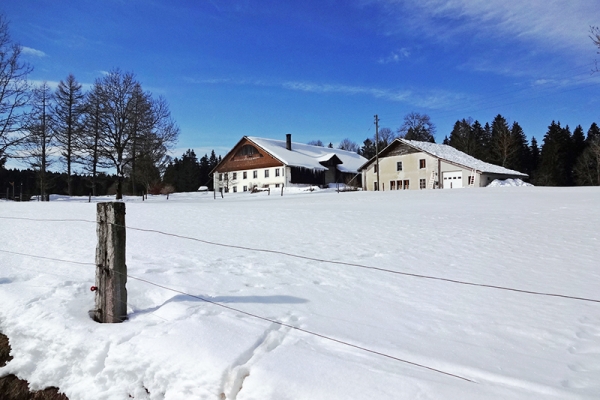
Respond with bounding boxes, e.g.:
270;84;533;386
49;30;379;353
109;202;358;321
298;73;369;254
264;169;270;178
243;171;247;179
374;182;379;191
243;185;248;192
275;168;280;177
218;173;223;181
232;172;237;180
419;159;426;169
235;144;261;158
420;179;426;189
275;183;280;188
397;162;403;171
396;180;402;189
390;181;395;190
253;170;258;179
374;164;378;173
233;186;237;193
403;180;409;190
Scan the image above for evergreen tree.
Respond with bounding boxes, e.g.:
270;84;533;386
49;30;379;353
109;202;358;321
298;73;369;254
574;123;600;185
537;121;573;186
163;149;202;192
587;122;600;143
198;153;212;189
442;135;449;145
527;137;540;179
508;121;528;172
480;122;493;163
489;114;520;168
572;125;586;157
448;118;479;156
358;138;376;160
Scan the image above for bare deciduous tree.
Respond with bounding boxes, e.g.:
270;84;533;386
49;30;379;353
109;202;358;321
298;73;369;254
591;26;600;72
80;89;111;196
54;74;85;195
337;138;359;153
91;69;179;199
22;82;54;200
397;112;436;142
0;14;32;160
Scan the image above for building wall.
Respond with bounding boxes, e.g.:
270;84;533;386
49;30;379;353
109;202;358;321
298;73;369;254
362;151;482;190
214;166;287;193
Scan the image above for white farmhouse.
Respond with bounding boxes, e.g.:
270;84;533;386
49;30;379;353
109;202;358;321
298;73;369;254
359;138;528;190
212;135;366;193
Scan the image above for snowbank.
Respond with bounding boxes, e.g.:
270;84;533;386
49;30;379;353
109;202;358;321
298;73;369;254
487;178;533;187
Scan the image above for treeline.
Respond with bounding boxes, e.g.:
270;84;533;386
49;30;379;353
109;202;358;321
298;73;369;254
162;149;221;192
0;15;179;200
330;112;600;187
442;116;600;186
0;166;118;200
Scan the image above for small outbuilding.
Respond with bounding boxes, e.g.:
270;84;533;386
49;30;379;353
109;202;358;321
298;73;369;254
359;138;528;190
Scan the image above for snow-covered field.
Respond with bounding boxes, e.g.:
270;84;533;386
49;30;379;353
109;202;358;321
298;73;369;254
1;186;599;399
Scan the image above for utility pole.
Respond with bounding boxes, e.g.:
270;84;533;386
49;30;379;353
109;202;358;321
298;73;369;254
374;115;380;191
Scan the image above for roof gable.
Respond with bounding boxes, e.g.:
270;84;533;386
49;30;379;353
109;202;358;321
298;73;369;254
212;137;284;173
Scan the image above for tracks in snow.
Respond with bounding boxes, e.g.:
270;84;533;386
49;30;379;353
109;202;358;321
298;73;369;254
219;314;298;400
562;316;600;393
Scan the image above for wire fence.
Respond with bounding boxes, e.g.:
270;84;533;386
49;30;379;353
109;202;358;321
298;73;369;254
1;212;598;384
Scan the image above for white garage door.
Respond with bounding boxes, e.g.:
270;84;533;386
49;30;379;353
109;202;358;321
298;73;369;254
443;171;463;189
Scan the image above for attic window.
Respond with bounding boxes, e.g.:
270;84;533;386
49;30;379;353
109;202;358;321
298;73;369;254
235;144;261;159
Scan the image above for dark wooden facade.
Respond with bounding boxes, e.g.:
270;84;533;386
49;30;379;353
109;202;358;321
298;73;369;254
215;137;284;173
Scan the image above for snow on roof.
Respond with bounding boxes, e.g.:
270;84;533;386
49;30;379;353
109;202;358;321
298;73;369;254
398;139;528;176
248;137;367;173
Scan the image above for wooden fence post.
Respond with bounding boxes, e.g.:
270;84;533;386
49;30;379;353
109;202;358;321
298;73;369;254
92;202;127;323
281;184;284;196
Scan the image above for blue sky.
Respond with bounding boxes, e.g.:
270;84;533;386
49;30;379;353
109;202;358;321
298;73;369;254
3;0;600;160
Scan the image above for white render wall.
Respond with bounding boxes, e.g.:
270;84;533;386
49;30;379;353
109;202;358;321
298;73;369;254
214;166;288;193
362;151;482;190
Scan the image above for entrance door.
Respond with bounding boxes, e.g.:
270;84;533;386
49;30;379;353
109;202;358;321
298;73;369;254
443;171;463;189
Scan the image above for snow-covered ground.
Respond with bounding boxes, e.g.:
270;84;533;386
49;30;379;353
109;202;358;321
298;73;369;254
0;186;599;399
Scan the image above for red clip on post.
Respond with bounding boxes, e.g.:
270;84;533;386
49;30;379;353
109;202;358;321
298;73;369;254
90;286;98;292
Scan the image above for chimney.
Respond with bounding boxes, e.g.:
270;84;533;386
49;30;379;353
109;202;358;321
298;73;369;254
286;134;292;151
